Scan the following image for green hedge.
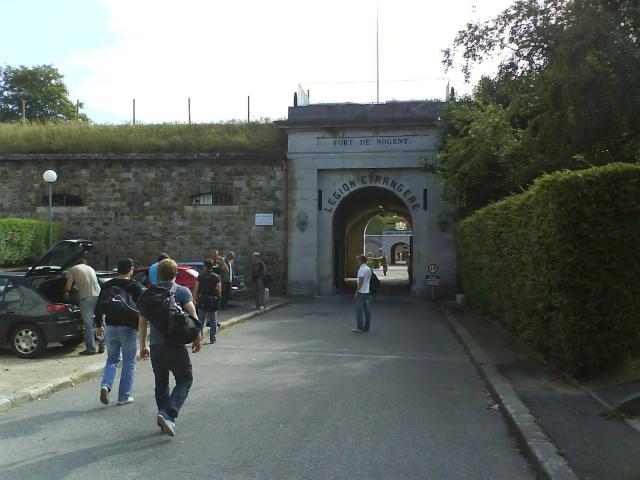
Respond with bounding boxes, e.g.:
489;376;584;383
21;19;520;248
455;163;640;375
0;218;63;266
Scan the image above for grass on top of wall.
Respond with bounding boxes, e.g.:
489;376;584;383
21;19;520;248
0;122;287;154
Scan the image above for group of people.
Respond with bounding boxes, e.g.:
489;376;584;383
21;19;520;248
61;248;267;437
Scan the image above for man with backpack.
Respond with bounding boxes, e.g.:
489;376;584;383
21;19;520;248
95;258;142;406
192;258;221;344
353;254;374;333
138;259;201;437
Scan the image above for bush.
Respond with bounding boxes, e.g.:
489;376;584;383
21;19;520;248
455;163;640;375
0;218;63;266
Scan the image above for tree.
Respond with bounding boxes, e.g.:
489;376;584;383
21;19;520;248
439;0;640;212
0;65;88;122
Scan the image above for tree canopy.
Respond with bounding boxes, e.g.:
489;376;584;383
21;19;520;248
438;0;640;213
0;65;88;123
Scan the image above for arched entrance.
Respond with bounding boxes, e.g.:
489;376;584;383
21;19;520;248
332;186;413;293
390;242;410;264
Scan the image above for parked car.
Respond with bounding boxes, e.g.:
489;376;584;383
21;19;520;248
0;239;97;358
133;265;200;291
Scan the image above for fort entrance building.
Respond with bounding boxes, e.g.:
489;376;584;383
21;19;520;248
279;101;456;297
0;101;457;297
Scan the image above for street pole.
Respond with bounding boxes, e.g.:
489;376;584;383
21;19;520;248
188;97;191;124
247;96;250;123
48;182;53;248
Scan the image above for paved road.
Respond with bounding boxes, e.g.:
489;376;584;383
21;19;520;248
0;296;533;480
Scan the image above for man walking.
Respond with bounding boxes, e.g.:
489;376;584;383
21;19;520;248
148;252;170;286
95;258;142;406
192;258;221;344
138;259;201;436
220;251;235;310
353;254;372;333
251;252;266;310
63;253;103;355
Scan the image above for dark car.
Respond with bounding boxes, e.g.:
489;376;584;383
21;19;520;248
0;239;97;358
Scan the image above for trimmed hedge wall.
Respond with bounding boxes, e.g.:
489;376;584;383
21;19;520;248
455;163;640;375
0;218;63;266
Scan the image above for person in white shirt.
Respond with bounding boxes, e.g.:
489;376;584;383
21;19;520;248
353;254;372;333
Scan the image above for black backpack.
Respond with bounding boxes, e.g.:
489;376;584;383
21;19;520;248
97;284;139;323
370;271;381;296
138;284;201;345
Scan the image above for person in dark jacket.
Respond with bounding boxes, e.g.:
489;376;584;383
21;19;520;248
95;258;143;406
192;258;221;344
251;252;266;310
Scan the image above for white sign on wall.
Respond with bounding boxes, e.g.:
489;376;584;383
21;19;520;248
255;213;274;226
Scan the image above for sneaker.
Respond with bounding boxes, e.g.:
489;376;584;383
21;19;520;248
100;386;110;405
351;328;364;333
79;349;97;356
117;397;134;406
260;306;265;310
157;413;176;436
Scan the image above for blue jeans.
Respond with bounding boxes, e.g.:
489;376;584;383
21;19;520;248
197;307;218;342
150;344;193;420
80;296;101;351
101;325;138;403
355;293;372;331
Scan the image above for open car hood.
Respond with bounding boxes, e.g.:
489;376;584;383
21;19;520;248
26;239;93;278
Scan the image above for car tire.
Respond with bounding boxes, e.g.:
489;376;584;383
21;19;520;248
60;338;83;348
10;324;47;359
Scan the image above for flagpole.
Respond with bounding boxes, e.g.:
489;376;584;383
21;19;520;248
376;2;380;103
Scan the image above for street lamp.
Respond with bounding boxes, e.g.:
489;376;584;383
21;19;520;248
42;169;57;248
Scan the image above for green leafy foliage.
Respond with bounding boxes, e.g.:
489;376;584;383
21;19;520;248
0;218;63;266
0;65;88;123
0;122;286;154
455;164;640;376
440;1;640;213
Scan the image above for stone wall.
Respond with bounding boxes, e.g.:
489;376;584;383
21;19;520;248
0;153;287;291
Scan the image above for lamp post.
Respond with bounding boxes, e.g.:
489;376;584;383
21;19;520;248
42;170;57;248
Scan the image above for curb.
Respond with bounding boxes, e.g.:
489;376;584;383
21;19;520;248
0;299;291;414
439;304;580;480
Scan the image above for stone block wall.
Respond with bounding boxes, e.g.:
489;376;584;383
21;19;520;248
0;153;287;291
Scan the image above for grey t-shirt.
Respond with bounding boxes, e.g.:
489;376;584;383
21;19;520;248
68;263;100;300
149;281;194;346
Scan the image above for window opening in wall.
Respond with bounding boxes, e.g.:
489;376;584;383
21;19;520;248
40;194;83;207
190;184;233;206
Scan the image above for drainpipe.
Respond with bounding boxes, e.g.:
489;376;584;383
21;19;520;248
282;154;289;295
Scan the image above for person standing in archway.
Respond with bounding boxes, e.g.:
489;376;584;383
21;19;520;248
353;254;372;333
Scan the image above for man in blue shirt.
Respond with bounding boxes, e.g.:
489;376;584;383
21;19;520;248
139;258;201;436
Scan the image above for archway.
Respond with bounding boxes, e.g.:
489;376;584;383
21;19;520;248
332;186;413;293
390;242;410;265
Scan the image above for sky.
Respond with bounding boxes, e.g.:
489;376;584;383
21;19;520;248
0;0;515;124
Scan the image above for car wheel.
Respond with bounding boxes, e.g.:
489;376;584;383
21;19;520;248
60;338;83;348
10;324;47;359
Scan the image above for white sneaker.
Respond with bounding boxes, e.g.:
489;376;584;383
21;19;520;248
260;306;265;310
157;413;176;436
117;397;134;406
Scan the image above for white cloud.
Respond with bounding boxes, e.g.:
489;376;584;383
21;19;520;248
64;0;514;123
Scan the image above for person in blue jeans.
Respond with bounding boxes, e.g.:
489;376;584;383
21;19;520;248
192;258;222;344
353;254;372;333
95;258;143;405
138;258;201;437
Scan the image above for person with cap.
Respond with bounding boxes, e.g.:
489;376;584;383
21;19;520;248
95;258;143;406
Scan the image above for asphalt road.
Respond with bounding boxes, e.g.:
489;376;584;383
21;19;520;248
0;296;533;480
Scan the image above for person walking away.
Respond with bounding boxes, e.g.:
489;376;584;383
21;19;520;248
353;254;372;333
220;251;235;310
148;252;170;286
192;258;221;344
63;253;103;355
211;249;228;278
138;259;201;436
251;252;266;310
95;258;142;405
381;254;388;276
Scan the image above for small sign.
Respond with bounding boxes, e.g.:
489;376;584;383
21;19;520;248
427;263;438;274
425;275;440;286
255;213;274;226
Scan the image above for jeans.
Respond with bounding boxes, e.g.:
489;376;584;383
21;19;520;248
197;306;218;342
150;344;193;420
255;278;265;307
355;293;372;331
221;282;231;309
101;325;138;403
80;296;100;351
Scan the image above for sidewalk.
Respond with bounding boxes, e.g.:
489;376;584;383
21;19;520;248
442;301;640;480
0;296;289;413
